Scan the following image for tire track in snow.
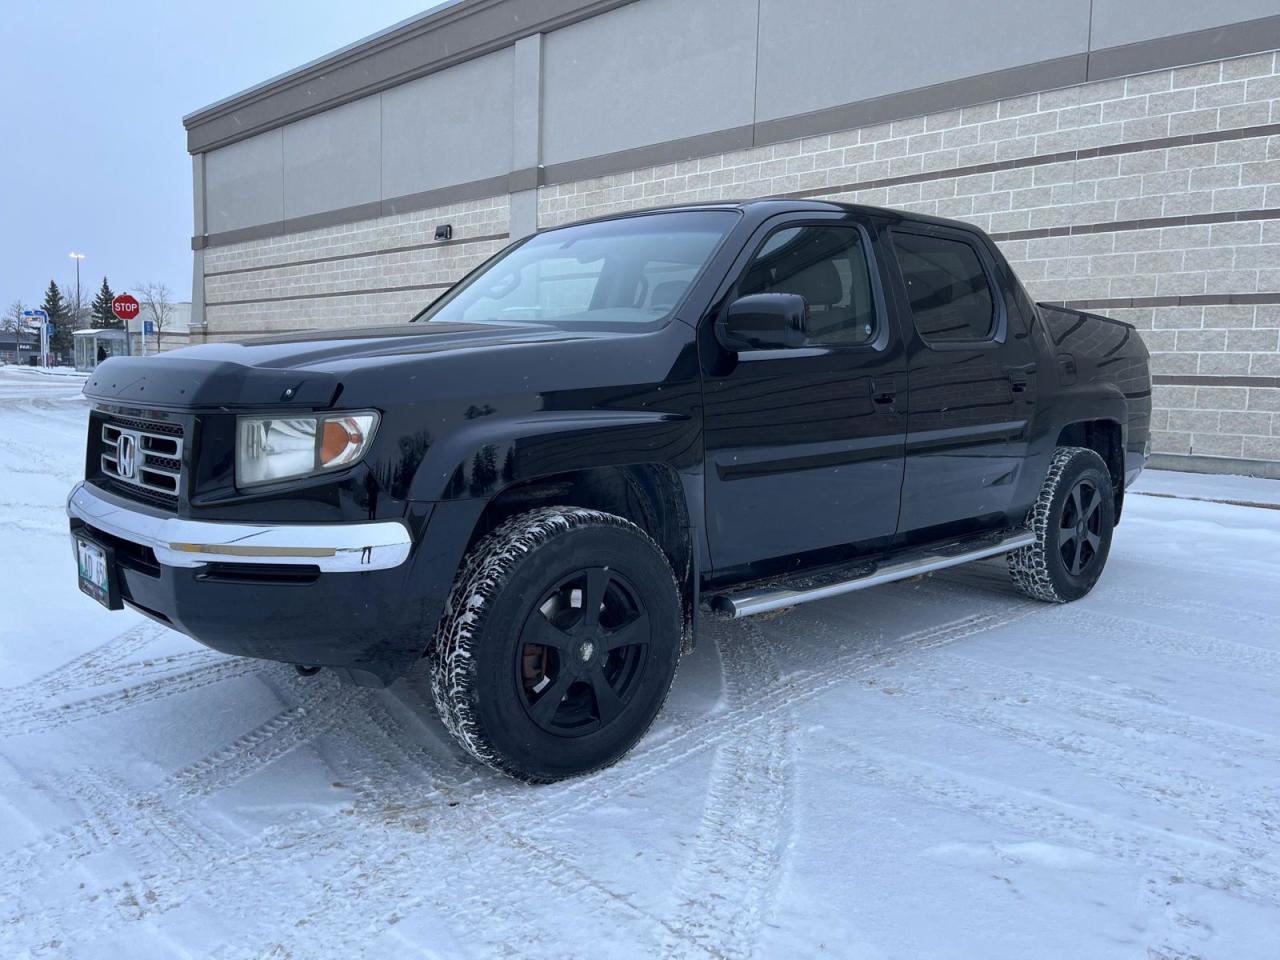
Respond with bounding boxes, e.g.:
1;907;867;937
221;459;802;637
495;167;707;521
0;621;170;698
832;741;1280;908
657;616;793;960
268;611;1031;955
0;669;338;881
330;705;706;959
0;770;227;942
155;670;348;800
944;647;1280;761
876;662;1279;856
0;671;360;948
1047;605;1280;675
0;656;261;737
1111;549;1279;583
1098;584;1279;631
192;611;1018;957
917;571;1280;675
5;605;1039;955
535;607;1042;826
201;693;711;960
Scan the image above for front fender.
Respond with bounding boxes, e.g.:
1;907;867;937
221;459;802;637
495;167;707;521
408;409;700;502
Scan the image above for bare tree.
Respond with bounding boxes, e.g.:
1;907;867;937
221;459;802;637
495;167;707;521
136;281;174;353
61;282;90;332
2;300;29;363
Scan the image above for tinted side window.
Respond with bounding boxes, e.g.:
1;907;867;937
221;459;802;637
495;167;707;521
738;225;876;346
892;231;995;343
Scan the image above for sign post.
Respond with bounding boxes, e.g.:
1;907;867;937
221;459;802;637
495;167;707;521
21;309;49;366
111;294;141;355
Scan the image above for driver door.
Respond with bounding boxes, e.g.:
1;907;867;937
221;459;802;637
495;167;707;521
701;215;909;574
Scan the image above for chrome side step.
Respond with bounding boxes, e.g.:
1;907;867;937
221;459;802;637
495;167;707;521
710;531;1036;619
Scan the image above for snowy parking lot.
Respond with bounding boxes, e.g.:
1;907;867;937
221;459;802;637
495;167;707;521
1;363;1278;959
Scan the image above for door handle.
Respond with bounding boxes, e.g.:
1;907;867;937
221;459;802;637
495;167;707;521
870;376;901;407
1007;362;1036;392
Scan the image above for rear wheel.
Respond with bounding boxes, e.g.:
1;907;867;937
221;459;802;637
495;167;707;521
1008;446;1115;603
430;507;682;782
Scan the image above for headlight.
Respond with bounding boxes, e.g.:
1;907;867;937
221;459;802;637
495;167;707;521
236;411;379;487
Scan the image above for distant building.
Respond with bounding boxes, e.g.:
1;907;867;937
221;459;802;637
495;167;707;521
147;301;193;352
0;329;39;364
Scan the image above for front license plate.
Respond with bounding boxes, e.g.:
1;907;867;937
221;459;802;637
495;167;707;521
75;535;121;610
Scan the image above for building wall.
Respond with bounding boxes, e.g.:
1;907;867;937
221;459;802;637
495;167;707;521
185;0;1280;473
200;195;509;336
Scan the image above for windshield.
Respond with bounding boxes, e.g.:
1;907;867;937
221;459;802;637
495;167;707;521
415;210;738;327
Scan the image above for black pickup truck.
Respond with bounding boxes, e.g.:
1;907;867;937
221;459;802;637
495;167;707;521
68;200;1151;781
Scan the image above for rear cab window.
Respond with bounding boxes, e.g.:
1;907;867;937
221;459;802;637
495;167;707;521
891;229;998;345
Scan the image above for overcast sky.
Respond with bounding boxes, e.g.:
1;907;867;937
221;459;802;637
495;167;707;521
1;0;436;311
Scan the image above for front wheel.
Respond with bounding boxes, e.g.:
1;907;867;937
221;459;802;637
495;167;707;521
430;507;682;782
1008;446;1115;603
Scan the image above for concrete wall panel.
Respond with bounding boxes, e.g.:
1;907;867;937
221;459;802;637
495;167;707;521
1090;0;1280;49
754;0;1092;123
381;48;515;200
540;0;758;165
204;129;283;234
282;97;381;220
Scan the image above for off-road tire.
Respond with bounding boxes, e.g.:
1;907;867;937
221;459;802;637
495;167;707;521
1008;446;1115;603
430;507;682;783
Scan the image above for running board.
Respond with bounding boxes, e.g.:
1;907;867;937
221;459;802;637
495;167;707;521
710;531;1036;619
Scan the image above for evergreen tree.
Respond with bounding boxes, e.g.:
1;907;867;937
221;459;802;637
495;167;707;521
41;280;73;358
90;277;118;329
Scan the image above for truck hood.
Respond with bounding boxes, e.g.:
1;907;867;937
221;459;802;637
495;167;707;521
82;321;596;410
179;321;588;368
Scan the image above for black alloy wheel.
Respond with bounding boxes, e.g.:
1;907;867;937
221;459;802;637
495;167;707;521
1059;477;1105;576
517;567;651;736
431;507;682;782
1009;445;1116;603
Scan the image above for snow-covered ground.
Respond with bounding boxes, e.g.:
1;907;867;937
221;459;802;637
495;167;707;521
2;364;1278;959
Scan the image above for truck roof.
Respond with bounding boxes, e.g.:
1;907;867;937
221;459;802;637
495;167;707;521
562;197;980;235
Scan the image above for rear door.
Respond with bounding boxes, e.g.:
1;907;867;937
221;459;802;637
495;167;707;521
887;224;1040;538
701;214;909;574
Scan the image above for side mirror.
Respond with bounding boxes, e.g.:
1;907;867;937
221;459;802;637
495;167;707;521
716;293;810;351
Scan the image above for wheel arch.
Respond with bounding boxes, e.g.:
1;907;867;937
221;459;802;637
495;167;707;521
1056;417;1125;522
468;463;699;652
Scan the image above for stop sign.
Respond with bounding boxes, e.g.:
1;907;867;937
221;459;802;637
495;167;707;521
112;294;140;322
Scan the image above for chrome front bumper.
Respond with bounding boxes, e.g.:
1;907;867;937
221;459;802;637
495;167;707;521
67;482;413;573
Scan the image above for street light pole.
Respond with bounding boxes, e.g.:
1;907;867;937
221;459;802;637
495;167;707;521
69;252;85;367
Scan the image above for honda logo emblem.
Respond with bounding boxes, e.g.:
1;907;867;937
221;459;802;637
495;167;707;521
116;433;137;480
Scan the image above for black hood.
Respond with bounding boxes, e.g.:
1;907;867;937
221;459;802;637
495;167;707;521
82;321;593;410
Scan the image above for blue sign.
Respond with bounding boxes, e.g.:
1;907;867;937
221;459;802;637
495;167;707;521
144;321;155;335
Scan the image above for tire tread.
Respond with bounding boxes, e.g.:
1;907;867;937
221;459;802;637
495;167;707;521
429;506;678;782
1008;446;1110;603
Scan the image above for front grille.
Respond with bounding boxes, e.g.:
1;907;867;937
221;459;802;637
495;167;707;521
97;414;185;508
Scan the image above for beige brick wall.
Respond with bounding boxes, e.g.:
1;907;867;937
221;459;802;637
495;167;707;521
201;196;509;337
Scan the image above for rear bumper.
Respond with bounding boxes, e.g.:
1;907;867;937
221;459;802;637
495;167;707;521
66;482;434;685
